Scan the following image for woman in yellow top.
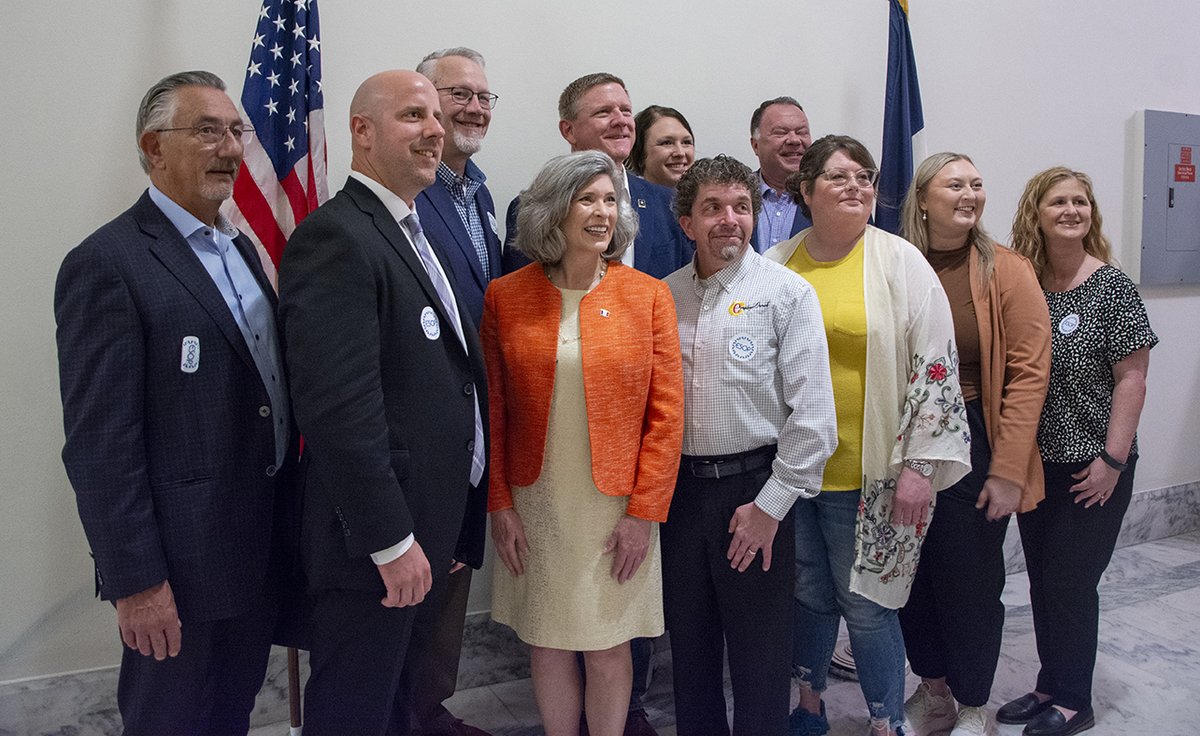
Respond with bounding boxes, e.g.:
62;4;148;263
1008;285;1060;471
764;135;971;736
897;153;1051;736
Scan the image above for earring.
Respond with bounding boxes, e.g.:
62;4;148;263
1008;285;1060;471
921;210;927;221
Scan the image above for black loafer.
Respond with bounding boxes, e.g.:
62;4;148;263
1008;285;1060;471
1023;706;1095;736
997;693;1053;724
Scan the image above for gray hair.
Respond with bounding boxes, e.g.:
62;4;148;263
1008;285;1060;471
515;151;638;264
135;70;227;173
674;154;762;220
750;96;804;139
416;47;486;82
558;72;626;121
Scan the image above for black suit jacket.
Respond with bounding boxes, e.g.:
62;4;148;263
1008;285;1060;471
54;191;299;623
414;161;501;328
278;176;488;594
501;172;693;278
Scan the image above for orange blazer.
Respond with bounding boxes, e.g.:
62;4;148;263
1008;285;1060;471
481;261;684;522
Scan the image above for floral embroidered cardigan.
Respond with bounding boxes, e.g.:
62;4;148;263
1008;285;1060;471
767;225;971;608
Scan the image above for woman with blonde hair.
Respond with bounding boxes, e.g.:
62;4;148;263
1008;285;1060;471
897;153;1051;736
997;167;1157;736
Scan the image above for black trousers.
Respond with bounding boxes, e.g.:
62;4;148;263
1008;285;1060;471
302;588;420;736
899;399;1007;707
1017;455;1136;712
661;458;794;736
403;566;473;735
116;594;277;736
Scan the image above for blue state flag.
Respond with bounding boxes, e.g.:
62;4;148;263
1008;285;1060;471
877;0;925;234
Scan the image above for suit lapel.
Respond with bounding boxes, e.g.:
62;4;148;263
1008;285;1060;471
345;180;469;360
135;196;258;372
628;176;654;274
424;179;488;289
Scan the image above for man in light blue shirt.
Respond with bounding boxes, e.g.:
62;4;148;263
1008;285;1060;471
750;96;814;252
54;70;297;735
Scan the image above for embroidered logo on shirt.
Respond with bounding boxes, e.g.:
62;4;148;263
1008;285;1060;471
729;334;756;361
728;300;769;316
180;336;200;373
420;306;441;340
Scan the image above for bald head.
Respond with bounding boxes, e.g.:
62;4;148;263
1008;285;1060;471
349;70;444;204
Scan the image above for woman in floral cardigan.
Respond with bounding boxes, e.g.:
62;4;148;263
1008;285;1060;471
765;135;971;736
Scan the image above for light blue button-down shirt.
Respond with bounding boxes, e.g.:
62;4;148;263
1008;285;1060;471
756;176;800;253
148;185;291;466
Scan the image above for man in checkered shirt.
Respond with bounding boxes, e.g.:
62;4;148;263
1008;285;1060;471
661;155;837;736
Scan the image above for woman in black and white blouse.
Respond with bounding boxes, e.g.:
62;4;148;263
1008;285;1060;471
1001;167;1157;736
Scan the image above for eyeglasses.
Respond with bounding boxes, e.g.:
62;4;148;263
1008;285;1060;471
818;168;879;189
153;123;255;145
436;86;499;110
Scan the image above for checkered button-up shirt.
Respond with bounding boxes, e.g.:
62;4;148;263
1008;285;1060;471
436;162;491;277
665;249;837;519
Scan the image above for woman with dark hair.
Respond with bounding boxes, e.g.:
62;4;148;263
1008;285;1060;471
626;105;694;189
483;150;684;736
997;167;1156;736
897;153;1051;736
765;135;971;736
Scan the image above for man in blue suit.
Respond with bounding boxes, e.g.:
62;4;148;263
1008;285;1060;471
54;71;298;735
405;47;500;736
500;72;692;280
749;96;814;252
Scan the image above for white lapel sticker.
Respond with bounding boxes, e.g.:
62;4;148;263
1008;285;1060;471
420;306;441;340
1059;313;1080;335
487;211;498;235
180;336;200;373
729;333;756;361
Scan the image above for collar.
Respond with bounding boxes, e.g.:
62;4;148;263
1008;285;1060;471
758;172;792;201
692;246;754;296
148;185;238;243
349;170;414;224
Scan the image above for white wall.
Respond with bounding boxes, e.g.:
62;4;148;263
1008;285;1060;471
3;0;1198;682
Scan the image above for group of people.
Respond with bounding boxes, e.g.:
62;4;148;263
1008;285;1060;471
53;45;1157;736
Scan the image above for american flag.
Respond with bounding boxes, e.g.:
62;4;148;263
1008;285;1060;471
225;0;329;284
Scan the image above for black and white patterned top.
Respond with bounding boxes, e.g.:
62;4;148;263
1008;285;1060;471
1038;265;1158;462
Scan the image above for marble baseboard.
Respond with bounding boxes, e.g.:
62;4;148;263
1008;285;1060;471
5;481;1197;735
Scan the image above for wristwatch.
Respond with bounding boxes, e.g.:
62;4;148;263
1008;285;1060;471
904;459;935;478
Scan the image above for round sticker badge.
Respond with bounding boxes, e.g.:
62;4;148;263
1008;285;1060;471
420;306;441;340
1058;313;1080;335
729;333;756;361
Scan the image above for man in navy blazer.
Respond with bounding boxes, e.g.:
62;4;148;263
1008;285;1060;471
749;96;814;252
278;70;488;736
54;71;298;735
405;47;499;736
500;72;692;280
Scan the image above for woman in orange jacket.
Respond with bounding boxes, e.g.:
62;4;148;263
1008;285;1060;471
480;151;684;736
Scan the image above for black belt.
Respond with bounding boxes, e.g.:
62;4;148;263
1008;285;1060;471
682;445;776;479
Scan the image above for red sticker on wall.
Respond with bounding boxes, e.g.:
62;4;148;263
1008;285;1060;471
1176;164;1196;182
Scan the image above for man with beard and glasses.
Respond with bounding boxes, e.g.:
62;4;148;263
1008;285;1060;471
54;70;299;735
661;155;836;736
404;46;500;736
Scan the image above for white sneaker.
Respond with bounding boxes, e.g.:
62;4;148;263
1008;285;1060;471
903;682;958;736
948;706;996;736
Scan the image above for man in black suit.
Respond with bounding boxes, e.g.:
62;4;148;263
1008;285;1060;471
278;69;488;736
401;47;500;736
54;70;297;735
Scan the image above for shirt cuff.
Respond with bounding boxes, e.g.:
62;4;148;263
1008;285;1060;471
754;476;810;521
370;533;415;565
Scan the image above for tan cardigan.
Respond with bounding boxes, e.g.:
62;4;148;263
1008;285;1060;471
969;245;1051;512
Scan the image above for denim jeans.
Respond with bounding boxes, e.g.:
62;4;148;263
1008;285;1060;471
793;489;907;731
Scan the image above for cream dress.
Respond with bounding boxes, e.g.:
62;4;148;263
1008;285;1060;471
490;287;664;650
